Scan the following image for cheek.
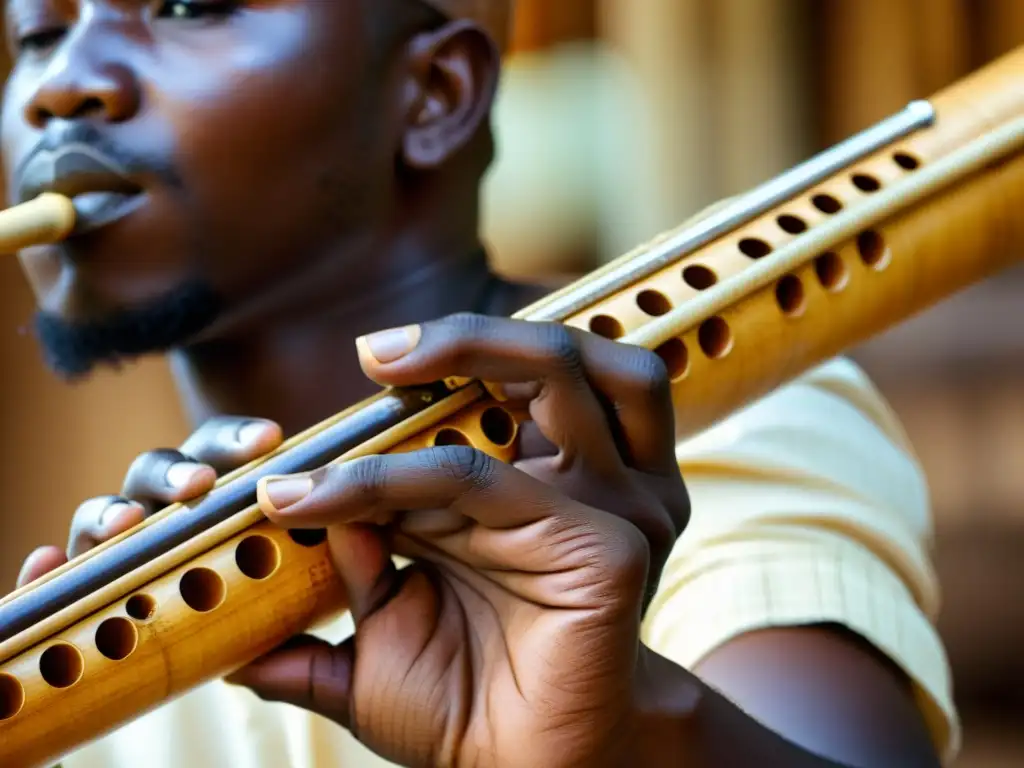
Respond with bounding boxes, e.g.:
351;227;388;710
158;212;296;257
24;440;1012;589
144;14;390;291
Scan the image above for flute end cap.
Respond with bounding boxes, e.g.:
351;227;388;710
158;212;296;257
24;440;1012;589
906;99;937;123
37;193;77;234
0;193;77;254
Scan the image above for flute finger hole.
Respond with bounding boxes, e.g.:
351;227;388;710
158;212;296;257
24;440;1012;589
812;194;842;214
655;338;689;381
636;289;672;316
39;643;84;688
432;428;471;447
777;214;807;234
0;674;24;720
682;264;717;290
738;238;771;259
857;230;889;269
288;528;327;548
95;617;138;661
698;317;732;359
235;535;281;581
814;252;848;291
775;275;806;317
125;593;157;622
852;173;880;193
588;314;624;339
893;151;920;170
179;568;226;613
480;407;516;448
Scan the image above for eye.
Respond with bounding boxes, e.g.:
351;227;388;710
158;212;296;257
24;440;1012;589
156;0;237;19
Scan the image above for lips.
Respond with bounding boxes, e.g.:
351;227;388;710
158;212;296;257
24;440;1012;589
16;144;145;235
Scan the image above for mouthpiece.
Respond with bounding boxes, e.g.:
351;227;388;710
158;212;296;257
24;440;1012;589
0;193;76;253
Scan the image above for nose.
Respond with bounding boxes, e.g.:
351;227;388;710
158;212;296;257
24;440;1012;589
23;41;141;128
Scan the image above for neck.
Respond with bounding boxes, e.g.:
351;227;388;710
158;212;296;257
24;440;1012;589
167;238;528;437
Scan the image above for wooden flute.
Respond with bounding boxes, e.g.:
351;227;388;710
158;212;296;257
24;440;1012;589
4;43;1024;768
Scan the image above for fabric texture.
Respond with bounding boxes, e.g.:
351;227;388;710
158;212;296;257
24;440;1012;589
54;357;959;768
646;357;958;765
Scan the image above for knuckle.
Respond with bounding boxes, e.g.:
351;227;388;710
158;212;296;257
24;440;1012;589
669;494;692;538
443;311;491;350
660;474;692;537
616;488;681;570
626;348;671;402
438;311;491;367
602;518;651;592
536;324;585;381
644;510;679;571
341;456;389;507
434;445;495;487
445;311;490;336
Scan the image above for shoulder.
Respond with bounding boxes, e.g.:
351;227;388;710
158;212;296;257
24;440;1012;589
644;357;959;764
673;357;933;574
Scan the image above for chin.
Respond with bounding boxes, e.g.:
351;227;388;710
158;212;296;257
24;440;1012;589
21;226;201;325
31;271;225;381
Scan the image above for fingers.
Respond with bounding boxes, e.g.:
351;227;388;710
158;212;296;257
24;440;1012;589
357;316;620;475
121;449;217;511
355;314;677;476
257;448;650;585
120;417;282;511
67;496;147;558
179;417;283;473
257;447;548;532
16;545;67;588
41;417;284;575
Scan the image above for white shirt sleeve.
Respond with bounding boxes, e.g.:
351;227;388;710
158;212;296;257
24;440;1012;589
643;357;959;765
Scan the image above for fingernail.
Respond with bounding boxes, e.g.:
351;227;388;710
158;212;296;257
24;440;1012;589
99;501;137;529
356;325;421;365
237;421;269;445
261;475;313;512
165;461;205;488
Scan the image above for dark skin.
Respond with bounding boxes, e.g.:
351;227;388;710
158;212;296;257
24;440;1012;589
5;1;940;766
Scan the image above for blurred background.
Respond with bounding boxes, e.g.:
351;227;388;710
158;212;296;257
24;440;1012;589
1;1;1023;764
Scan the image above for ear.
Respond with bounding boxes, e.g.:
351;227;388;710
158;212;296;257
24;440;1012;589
400;20;501;170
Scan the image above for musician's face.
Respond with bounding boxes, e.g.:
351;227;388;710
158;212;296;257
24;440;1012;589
0;0;455;378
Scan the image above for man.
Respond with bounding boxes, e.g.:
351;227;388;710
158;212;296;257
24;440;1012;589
5;0;956;766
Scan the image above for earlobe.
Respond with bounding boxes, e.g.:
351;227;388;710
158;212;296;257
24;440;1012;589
400;20;500;171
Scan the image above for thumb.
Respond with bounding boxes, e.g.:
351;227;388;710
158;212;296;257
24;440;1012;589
226;635;356;728
327;522;400;623
224;523;397;724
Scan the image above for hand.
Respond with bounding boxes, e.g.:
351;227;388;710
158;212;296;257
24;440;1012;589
228;313;692;768
15;417;283;588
